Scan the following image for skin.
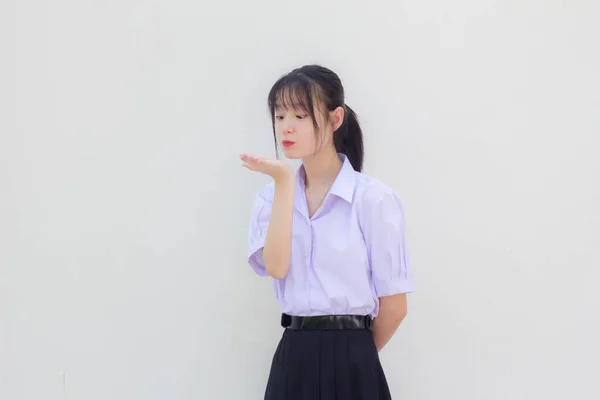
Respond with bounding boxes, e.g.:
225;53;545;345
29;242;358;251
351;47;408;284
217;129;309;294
240;102;406;352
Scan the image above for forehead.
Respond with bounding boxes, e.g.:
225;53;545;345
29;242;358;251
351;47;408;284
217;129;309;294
273;85;326;114
274;85;310;109
274;104;306;112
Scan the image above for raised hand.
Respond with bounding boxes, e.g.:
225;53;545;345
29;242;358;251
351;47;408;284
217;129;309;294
240;153;294;182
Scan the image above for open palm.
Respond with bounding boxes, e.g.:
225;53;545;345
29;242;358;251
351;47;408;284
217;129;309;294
240;153;293;180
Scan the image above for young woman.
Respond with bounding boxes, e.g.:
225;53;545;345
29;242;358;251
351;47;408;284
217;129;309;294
240;65;415;400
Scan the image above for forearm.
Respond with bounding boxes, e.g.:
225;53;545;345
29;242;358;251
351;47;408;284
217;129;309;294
262;176;295;279
372;294;407;352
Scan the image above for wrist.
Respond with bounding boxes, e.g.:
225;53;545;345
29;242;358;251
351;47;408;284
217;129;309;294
273;169;295;185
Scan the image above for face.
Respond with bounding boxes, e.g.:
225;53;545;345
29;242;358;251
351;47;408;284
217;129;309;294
273;102;344;160
274;105;320;159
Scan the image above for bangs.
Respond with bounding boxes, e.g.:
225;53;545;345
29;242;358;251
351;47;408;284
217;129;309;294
268;74;321;115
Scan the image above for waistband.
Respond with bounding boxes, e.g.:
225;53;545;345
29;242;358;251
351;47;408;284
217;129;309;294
281;313;373;330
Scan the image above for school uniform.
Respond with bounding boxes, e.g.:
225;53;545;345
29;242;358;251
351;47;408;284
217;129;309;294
248;153;415;400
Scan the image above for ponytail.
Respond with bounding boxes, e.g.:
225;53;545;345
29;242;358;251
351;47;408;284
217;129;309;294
334;104;364;172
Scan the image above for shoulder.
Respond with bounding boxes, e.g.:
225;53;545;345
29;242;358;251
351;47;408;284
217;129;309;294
353;171;405;212
249;182;275;221
254;181;275;203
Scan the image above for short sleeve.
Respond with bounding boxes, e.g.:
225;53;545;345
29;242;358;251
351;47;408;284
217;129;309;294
364;190;415;297
247;189;273;276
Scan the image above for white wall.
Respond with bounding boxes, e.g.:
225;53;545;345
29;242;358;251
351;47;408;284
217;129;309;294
1;1;599;399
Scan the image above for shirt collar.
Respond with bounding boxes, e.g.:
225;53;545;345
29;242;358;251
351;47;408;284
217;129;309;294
328;153;356;203
295;153;356;204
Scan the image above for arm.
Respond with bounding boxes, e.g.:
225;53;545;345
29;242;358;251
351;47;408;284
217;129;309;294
363;189;415;352
372;293;408;352
241;153;295;280
262;176;295;280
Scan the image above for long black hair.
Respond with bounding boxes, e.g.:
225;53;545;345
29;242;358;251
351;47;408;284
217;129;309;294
267;65;364;172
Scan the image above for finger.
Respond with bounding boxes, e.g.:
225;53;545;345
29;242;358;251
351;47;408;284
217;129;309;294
241;162;257;171
241;154;260;164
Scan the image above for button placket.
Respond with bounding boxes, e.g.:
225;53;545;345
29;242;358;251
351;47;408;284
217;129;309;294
306;221;312;310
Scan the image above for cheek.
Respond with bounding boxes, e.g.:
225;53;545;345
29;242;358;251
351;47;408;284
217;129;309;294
297;128;317;148
309;129;330;150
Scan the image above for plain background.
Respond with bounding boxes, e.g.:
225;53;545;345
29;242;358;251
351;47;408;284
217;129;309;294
1;1;599;399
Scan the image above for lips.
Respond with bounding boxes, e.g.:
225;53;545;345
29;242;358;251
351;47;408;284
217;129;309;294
282;140;295;148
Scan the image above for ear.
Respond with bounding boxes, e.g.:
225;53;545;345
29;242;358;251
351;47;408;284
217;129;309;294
330;106;345;131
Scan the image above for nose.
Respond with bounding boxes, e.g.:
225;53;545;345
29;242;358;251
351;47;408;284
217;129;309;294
282;119;294;134
282;125;293;134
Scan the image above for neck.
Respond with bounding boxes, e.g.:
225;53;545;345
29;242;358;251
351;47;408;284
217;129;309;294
302;149;342;189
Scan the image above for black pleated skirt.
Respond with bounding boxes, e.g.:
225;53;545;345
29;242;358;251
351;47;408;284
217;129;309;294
264;328;392;400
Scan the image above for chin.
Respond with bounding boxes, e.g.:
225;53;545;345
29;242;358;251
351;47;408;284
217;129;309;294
281;148;304;159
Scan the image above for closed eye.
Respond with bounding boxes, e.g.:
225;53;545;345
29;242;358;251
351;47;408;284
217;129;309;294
275;114;307;120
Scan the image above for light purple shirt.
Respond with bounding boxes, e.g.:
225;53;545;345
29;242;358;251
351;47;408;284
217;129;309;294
247;154;415;317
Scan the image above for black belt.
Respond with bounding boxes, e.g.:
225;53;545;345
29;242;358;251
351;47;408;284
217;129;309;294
281;313;373;330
